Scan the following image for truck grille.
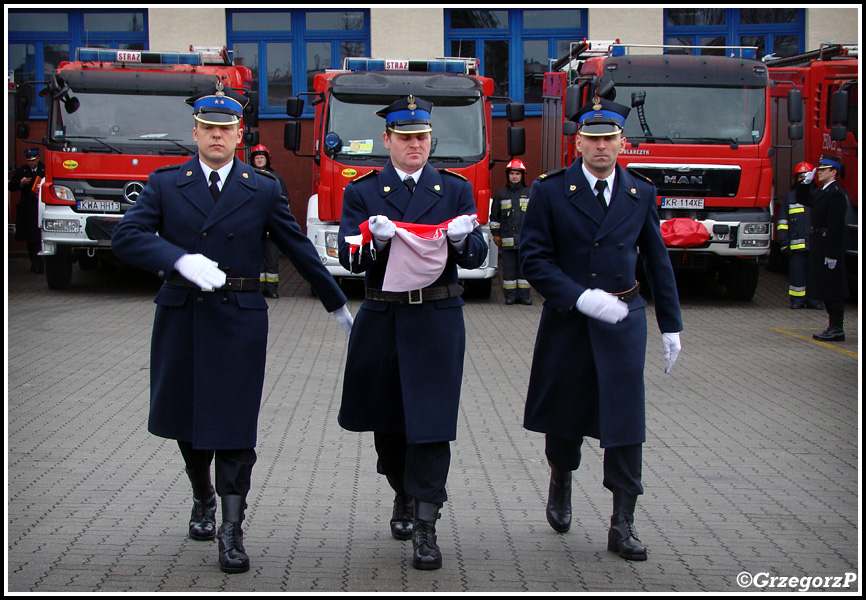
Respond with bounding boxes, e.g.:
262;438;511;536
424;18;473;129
625;164;741;198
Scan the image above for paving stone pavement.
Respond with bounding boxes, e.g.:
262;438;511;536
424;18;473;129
5;255;860;593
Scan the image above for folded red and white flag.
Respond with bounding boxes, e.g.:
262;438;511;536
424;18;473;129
346;215;477;292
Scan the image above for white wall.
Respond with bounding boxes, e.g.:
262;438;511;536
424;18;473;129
806;7;860;50
148;8;227;52
370;7;444;59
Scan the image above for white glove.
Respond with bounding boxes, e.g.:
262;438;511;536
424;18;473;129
333;305;354;335
446;214;477;243
576;289;629;324
174;253;226;291
369;215;396;241
802;168;816;185
824;257;837;270
663;332;681;374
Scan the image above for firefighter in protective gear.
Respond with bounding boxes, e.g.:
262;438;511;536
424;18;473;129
491;159;532;304
250;145;289;298
777;161;822;309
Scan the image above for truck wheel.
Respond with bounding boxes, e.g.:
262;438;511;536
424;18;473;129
45;255;74;290
724;259;759;301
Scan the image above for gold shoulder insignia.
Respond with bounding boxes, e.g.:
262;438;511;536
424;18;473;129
349;169;379;184
537;167;565;181
440;169;468;181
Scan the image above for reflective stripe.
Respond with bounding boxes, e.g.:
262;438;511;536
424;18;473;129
489;220;500;229
260;273;279;283
501;237;515;247
789;286;806;297
503;280;517;289
790;238;806;250
518;280;530;289
789;206;805;214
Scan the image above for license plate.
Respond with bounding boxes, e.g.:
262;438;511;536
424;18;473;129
661;197;704;209
77;200;121;213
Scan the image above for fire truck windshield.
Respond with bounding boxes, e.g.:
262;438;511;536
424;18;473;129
618;85;766;145
326;95;485;166
50;92;196;154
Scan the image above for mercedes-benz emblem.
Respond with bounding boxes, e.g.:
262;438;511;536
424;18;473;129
123;181;145;203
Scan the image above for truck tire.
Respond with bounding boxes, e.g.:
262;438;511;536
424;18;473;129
724;259;759;301
45;255;74;290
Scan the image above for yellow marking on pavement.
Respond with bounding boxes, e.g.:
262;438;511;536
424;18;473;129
772;328;858;357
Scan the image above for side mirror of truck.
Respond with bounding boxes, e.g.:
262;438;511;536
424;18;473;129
787;123;804;141
507;126;525;157
562;120;578;137
17;122;31;140
506;103;524;123
831;89;849;125
284;121;302;152
286;97;305;118
243;91;258;128
564;85;581;120
786;89;803;123
243;129;259;148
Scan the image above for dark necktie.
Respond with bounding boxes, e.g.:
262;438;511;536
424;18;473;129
594;179;608;213
404;175;416;194
209;171;221;202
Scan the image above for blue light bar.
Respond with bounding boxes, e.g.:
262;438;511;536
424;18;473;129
76;48;202;66
344;58;470;74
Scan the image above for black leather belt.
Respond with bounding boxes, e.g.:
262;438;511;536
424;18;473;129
612;281;640;302
166;273;261;292
366;283;464;304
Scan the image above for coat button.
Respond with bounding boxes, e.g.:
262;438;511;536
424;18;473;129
221;297;228;304
617;243;625;249
593;242;600;249
196;296;203;303
201;232;208;238
228;234;235;240
616;274;623;280
590;273;598;280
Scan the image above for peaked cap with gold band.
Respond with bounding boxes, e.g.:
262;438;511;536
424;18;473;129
376;95;433;134
186;81;249;126
573;96;631;136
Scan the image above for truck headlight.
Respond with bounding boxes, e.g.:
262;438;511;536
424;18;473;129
52;185;76;202
43;219;80;233
742;223;770;235
324;231;339;258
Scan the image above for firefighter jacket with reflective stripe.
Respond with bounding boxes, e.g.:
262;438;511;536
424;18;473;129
490;183;530;248
777;188;811;252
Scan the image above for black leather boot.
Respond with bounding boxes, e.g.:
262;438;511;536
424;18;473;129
217;495;250;573
185;466;217;541
607;489;647;561
546;465;572;533
813;326;845;342
412;501;442;570
386;475;413;540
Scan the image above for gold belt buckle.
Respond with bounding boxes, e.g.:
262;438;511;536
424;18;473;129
408;289;423;304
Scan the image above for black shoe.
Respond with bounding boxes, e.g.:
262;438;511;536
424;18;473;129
189;493;217;541
806;302;823;310
261;285;279;298
518;297;532;306
505;297;516;305
813;326;845;342
218;495;250;573
390;494;414;540
607;490;647;561
185;466;216;541
790;301;805;309
412;501;442;570
546;467;572;533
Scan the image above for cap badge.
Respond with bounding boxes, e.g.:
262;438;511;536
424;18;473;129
592;95;602;110
215;80;226;98
407;95;417;110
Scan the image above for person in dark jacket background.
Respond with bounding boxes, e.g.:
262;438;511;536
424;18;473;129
491;158;532;304
8;148;45;273
112;83;352;574
777;161;822;309
796;154;851;341
250;144;288;298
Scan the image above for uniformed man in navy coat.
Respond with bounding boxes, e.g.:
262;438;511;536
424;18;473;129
337;96;487;570
112;83;352;574
519;97;683;561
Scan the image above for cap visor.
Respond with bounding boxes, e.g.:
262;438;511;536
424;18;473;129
579;122;622;136
387;123;433;134
194;112;241;125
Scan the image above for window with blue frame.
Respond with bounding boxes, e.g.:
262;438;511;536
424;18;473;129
228;9;369;118
7;9;148;117
445;9;587;114
664;8;804;58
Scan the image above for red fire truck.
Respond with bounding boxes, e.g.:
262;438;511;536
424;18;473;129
283;57;525;298
766;43;858;292
542;41;776;300
15;46;257;289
